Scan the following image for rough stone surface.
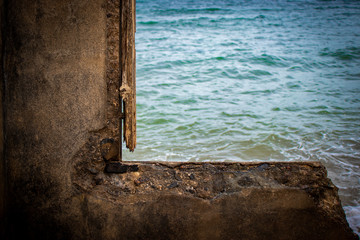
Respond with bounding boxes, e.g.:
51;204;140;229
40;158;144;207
72;161;359;240
3;0;108;239
2;0;358;240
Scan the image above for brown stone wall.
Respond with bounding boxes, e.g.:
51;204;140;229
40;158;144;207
71;161;359;240
4;0;108;238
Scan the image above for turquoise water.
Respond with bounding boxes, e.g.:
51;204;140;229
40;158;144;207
126;0;360;233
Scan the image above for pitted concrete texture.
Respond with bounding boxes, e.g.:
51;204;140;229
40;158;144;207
3;0;108;239
71;161;358;240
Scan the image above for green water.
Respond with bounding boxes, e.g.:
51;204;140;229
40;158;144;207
125;0;360;233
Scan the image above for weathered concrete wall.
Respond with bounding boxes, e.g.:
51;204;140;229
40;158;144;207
71;161;359;240
4;0;108;239
2;0;358;240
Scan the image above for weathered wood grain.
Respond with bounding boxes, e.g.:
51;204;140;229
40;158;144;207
120;0;136;151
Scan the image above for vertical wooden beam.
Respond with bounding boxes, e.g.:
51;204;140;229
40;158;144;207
120;0;136;152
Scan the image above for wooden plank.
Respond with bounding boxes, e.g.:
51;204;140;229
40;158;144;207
120;0;136;152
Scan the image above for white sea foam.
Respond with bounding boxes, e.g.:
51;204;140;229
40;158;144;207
344;206;360;236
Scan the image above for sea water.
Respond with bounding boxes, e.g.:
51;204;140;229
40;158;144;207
125;0;360;234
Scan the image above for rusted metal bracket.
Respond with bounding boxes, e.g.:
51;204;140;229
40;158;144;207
119;100;124;161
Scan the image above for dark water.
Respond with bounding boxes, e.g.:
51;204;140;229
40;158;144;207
126;0;360;233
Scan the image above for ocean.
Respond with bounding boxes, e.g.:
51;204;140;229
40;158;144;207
125;0;360;234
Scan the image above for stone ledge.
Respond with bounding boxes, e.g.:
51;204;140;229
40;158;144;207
71;161;359;240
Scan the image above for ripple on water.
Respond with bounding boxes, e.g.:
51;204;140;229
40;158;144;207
249;69;272;76
250;54;289;67
319;47;360;61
